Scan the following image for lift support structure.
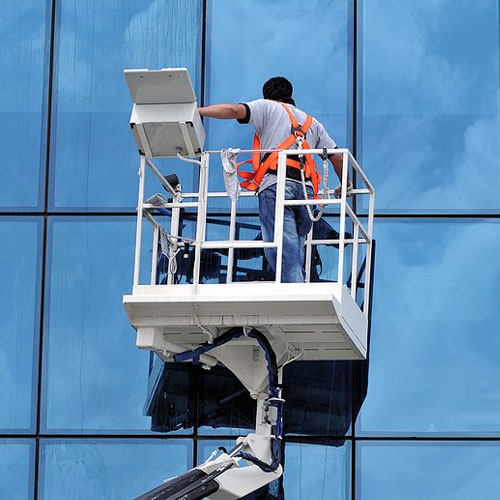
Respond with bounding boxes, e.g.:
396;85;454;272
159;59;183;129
122;68;375;500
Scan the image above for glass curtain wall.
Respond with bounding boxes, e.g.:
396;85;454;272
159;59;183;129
1;0;499;498
355;0;500;499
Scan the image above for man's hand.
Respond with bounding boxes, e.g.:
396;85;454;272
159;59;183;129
333;180;353;198
198;103;247;120
329;153;351;197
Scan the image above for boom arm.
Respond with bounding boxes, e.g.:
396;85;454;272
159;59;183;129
134;328;284;500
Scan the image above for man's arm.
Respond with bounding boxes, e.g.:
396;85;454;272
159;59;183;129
329;152;353;197
329;153;343;182
329;153;351;183
198;103;247;120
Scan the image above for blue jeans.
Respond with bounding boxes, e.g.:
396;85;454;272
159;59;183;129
258;182;313;283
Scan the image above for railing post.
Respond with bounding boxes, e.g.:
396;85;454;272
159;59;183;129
193;152;209;286
151;224;159;285
133;155;146;288
274;151;287;283
226;199;237;283
363;189;376;316
167;193;181;285
351;224;359;299
337;151;348;285
305;230;313;283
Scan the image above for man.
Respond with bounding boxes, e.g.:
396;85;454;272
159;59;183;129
198;76;349;283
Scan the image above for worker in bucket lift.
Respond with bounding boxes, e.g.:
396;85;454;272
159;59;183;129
198;76;351;283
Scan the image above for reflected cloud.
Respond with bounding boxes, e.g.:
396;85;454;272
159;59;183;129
417;116;500;209
359;220;500;433
359;442;500;499
0;4;45;110
364;0;498;114
44;220;153;432
123;0;200;92
363;114;500;211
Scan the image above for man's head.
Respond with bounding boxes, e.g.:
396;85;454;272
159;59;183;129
262;77;294;104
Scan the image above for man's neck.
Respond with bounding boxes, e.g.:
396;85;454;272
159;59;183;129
276;97;296;106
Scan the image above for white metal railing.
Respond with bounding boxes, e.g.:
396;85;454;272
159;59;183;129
132;148;375;316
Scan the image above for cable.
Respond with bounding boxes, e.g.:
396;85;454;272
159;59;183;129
296;141;329;223
173;327;283;472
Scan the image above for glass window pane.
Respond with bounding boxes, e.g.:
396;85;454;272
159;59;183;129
360;0;500;213
284;441;351;500
0;440;34;500
145;357;196;434
196;361;357;438
205;0;350;202
283;361;354;438
0;2;48;210
357;219;500;435
0;218;41;433
357;442;500;500
39;439;192;499
197;365;257;436
50;0;202;211
42;217;166;433
198;440;351;500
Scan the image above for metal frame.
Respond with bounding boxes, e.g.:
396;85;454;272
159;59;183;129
132;147;375;316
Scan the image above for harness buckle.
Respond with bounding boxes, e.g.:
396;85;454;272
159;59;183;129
291;127;305;138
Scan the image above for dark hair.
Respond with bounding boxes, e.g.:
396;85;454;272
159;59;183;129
262;76;293;102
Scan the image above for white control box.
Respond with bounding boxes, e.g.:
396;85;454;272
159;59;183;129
124;68;205;158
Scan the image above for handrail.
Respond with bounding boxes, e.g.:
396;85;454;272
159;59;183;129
132;147;375;315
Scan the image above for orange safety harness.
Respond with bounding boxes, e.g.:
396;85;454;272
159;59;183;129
237;102;322;198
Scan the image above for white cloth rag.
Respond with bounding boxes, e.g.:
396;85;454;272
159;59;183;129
220;148;241;201
145;193;170;207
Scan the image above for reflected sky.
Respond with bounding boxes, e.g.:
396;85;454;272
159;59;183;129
205;0;350;200
0;1;47;209
50;0;202;210
283;442;351;500
358;442;500;500
361;0;500;212
0;219;41;432
42;218;155;432
39;439;192;500
357;219;500;435
0;440;34;500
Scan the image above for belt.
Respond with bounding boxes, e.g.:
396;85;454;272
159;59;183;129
266;165;304;182
261;152;306;182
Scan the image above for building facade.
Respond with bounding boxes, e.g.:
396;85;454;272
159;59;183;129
2;0;500;498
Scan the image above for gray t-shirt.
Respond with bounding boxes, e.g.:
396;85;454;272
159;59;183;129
238;99;337;191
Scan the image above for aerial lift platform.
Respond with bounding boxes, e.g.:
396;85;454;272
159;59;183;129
123;68;375;500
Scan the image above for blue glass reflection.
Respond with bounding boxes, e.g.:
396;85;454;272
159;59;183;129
205;0;350;197
284;442;351;500
39;439;192;500
197;439;234;462
197;364;257;437
42;217;163;433
357;442;500;500
0;1;48;209
360;0;500;212
0;440;34;500
144;357;196;433
50;0;202;211
357;219;500;435
0;219;41;433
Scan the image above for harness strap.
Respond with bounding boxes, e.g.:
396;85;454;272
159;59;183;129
237;102;321;195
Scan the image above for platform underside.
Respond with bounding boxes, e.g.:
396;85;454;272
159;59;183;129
123;282;368;363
